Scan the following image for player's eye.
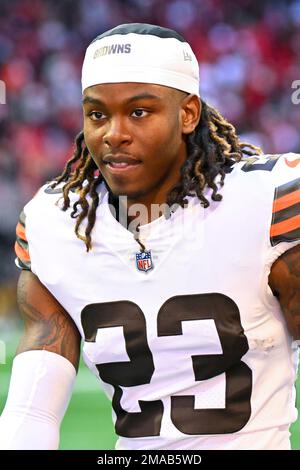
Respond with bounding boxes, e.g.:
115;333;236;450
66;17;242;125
89;111;105;121
131;109;148;118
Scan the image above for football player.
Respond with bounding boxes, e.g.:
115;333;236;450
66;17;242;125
0;23;300;450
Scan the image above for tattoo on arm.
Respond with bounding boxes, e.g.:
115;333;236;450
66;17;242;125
17;272;81;370
269;244;300;340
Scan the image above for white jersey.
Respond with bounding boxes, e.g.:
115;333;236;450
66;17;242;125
15;153;300;450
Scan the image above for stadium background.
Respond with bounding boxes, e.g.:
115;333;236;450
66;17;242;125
0;0;299;449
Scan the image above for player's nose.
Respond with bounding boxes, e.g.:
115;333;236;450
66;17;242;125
103;116;132;148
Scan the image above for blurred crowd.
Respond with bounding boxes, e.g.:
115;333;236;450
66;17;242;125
0;0;299;308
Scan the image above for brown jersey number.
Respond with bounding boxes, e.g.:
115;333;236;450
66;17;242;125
81;293;252;437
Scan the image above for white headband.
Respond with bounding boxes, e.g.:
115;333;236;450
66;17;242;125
81;24;200;97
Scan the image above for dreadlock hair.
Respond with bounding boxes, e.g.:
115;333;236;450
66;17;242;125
51;99;262;252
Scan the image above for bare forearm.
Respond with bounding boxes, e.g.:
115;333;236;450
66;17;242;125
17;270;81;370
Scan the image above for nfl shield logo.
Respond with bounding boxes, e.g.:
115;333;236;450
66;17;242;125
136;250;154;273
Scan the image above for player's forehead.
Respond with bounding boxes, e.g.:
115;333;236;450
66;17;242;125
82;82;183;106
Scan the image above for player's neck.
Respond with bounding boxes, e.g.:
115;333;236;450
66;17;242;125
108;191;170;230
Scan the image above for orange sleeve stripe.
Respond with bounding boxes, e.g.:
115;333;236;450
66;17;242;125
16;222;27;241
272;188;300;213
14;241;30;263
270;214;300;237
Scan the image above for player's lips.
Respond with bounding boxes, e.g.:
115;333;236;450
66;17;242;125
103;154;142;173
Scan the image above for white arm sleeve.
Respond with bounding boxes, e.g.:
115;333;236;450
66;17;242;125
0;350;76;450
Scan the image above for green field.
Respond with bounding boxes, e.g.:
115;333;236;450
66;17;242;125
1;331;299;450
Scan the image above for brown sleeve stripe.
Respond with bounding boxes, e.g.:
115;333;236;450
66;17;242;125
272;188;300;213
270;214;300;237
271;201;300;226
274;177;300;198
15;240;31;263
16;222;27;241
270;177;300;246
16;235;28;252
271;227;300;246
19;209;26;227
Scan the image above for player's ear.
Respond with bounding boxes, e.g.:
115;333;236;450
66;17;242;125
180;94;201;135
